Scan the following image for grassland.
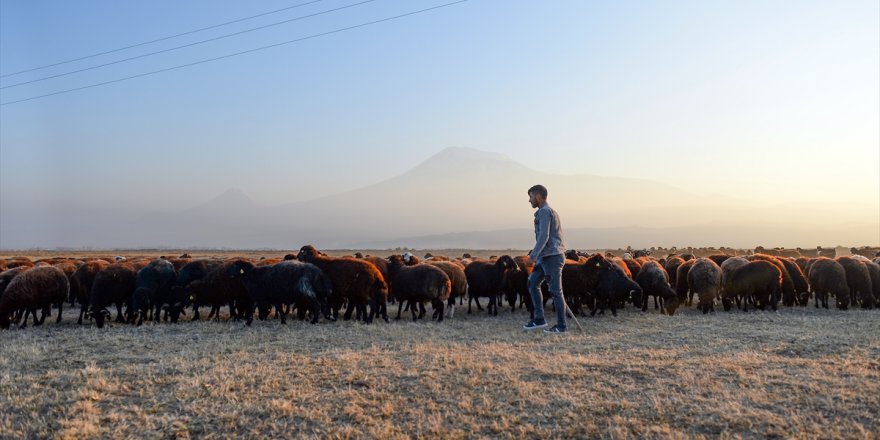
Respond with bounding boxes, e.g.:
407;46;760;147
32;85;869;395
1;300;877;439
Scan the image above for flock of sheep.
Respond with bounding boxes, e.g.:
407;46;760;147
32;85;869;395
1;245;879;329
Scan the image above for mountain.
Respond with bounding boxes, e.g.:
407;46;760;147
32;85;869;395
1;147;877;249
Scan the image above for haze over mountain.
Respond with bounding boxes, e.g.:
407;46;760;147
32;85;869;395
1;147;876;250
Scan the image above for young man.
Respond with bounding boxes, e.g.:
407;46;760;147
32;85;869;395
522;184;568;333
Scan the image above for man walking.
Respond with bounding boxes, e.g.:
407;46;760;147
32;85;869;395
522;184;568;333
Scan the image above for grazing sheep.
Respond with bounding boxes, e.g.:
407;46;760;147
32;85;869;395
295;245;388;323
0;266;70;329
687;258;722;314
465;255;519;316
0;266;30;299
726;261;782;312
747;254;796;308
622;258;641;279
592;262;642;317
863;261;880;306
185;259;252;322
387;255;451;322
795;257;810;274
707;254;733;267
609;258;632;278
51;261;81;306
779;258;810;306
675;259;696;306
836;256;874;309
71;260;110;324
807;258;849;309
720;257;750;310
664;256;685;288
227;260;331;325
89;262;138;328
428;260;467;317
171;259;224;321
636;261;680;315
131;259;178;325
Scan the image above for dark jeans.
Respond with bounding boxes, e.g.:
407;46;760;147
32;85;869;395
528;253;566;328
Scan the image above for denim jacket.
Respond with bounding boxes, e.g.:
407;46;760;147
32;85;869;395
530;203;565;262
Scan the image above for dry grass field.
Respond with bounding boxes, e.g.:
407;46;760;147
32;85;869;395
1;300;878;439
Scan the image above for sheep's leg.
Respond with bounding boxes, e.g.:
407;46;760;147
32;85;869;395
610;297;618;317
411;302;418;321
18;309;29;329
396;300;404;320
55;302;64;324
115;304;125;323
654;296;659;310
244;302;255;326
434;300;444;322
342;301;355;321
193;306;200;321
418;302;427;320
277;303;287;324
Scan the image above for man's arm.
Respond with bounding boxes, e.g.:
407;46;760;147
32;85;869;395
529;209;551;262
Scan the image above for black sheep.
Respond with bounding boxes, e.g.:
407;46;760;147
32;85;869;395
171;259;224;321
464;255;519;316
675;259;695;306
0;266;70;329
592;262;642;317
836;256;873;309
636;261;679;315
71;260;110;324
131;259;178;325
89;262;138;328
185;259;251;321
863;261;880;306
227;260;331;325
807;258;849;309
687;258;722;314
726;260;782;312
387;255;451;322
720;257;749;309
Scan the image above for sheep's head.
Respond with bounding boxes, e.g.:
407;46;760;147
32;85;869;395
297;245;320;262
495;255;519;272
226;260;255;279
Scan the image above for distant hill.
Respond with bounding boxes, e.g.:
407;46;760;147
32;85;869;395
1;147;877;249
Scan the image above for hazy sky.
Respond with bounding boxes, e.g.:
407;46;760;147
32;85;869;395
1;1;878;225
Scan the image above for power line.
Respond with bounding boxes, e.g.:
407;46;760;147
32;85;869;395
0;0;379;90
0;0;470;107
0;0;327;79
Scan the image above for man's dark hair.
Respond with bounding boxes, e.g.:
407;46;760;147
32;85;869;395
527;184;548;198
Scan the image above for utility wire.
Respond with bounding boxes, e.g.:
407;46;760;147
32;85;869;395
0;0;469;107
0;0;327;79
1;0;379;90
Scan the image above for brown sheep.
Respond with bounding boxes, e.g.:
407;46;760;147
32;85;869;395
71;260;110;324
295;245;388;323
675;259;696;306
725;260;782;312
835;256;874;309
387;255;451;322
720;257;749;309
664;256;685;287
428;260;468;317
0;266;70;329
747;254;796;307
